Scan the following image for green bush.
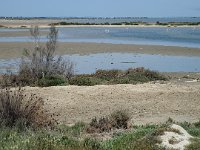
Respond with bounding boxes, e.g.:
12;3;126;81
37;76;67;87
69;76;100;86
125;67;167;83
93;69;120;81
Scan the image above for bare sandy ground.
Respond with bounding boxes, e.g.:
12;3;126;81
0;42;200;59
24;80;200;125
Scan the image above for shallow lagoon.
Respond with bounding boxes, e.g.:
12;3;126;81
0;27;200;48
0;53;200;74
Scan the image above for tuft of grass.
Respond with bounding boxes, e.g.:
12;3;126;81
58;122;86;138
0;127;90;150
186;138;200;150
84;138;102;150
102;125;162;150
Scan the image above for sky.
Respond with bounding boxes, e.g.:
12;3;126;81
1;0;200;18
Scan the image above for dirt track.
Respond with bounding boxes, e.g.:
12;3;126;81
24;80;200;125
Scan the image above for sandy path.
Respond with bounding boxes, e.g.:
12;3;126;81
24;82;200;125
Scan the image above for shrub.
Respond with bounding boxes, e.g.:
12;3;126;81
86;117;112;133
18;26;74;86
126;67;167;82
93;69;120;81
110;110;130;129
0;88;55;129
69;76;99;86
86;110;130;134
37;76;67;87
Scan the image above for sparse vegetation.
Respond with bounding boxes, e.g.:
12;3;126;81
86;110;130;133
19;26;74;85
0;101;200;150
69;67;167;86
0;88;55;129
50;21;200;27
0;67;167;87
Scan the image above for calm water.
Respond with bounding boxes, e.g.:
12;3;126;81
1;53;200;74
0;27;200;48
58;27;200;48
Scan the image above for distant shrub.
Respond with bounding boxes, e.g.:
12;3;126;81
0;88;55;129
69;76;100;86
37;76;67;87
126;67;167;82
68;68;167;86
93;69;120;81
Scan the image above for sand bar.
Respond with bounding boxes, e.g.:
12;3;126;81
0;31;48;37
0;42;200;59
1;18;200;28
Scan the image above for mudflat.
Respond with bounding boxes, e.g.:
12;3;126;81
0;42;200;59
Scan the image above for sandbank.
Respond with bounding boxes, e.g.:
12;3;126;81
0;42;200;59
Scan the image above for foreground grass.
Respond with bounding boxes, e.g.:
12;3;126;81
1;121;200;150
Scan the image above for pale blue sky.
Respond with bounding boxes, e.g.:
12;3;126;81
1;0;200;17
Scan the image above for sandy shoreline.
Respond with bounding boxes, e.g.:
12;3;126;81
0;42;200;59
1;25;200;29
1;19;200;28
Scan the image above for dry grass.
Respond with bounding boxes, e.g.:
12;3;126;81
86;110;130;134
0;88;56;129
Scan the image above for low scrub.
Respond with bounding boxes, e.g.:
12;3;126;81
86;110;130;133
70;67;167;86
1;67;167;87
37;76;67;87
1;116;200;149
69;76;100;86
110;110;130;129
